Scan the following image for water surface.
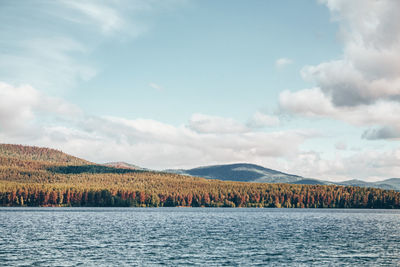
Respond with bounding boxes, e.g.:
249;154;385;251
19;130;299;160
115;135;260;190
0;208;399;266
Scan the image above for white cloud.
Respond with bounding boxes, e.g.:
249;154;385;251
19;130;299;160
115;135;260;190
247;112;280;128
279;88;334;117
284;147;400;182
279;87;400;139
0;82;81;134
275;58;293;68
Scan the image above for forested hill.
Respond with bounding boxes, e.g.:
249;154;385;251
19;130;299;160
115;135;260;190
0;143;400;208
0;144;89;165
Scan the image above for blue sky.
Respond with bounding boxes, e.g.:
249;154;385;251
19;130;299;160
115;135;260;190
0;0;399;181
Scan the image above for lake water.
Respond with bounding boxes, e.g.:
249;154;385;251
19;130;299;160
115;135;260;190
0;208;399;266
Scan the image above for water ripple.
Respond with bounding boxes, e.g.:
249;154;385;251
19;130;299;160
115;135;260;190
0;208;400;266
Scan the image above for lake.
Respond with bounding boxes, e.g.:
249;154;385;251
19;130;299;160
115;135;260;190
0;208;399;266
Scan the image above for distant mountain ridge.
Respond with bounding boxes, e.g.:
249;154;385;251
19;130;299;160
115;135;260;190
337;178;400;191
166;163;304;183
166;163;400;191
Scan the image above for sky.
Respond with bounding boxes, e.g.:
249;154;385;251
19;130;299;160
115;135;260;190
0;0;400;182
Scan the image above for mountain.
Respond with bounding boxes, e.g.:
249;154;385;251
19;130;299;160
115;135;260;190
166;163;305;183
337;178;400;191
381;178;400;190
103;162;144;170
166;163;400;191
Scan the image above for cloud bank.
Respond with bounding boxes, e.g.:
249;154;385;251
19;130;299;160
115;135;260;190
0;82;309;172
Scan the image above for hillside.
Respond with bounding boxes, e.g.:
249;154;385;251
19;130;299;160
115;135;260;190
0;144;89;165
0;143;399;208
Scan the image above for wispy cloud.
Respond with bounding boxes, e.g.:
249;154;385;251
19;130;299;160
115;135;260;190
275;57;293;69
0;36;96;92
149;82;163;91
0;1;186;92
58;0;152;37
61;1;125;34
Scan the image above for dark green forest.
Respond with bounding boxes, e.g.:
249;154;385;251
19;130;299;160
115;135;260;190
1;144;399;208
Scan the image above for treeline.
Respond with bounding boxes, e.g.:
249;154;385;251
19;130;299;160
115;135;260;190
1;181;399;208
